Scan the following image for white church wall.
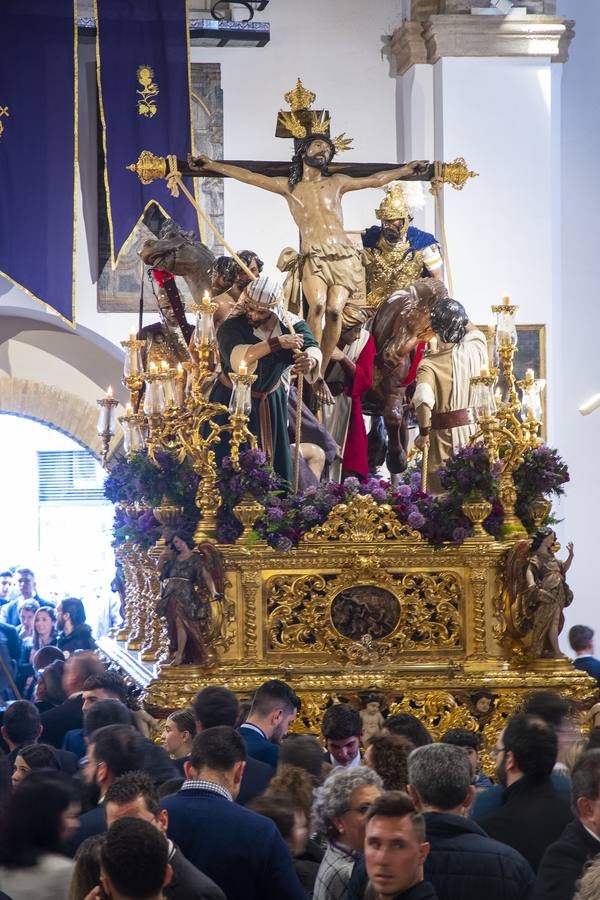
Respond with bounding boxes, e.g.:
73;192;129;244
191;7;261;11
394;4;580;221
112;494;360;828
555;0;600;640
1;0;404;355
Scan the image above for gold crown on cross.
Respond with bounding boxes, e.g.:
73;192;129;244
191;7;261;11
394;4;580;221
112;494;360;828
275;78;353;153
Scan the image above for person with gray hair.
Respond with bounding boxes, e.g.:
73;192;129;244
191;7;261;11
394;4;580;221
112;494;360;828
313;766;382;900
533;749;600;900
405;744;534;900
573;853;600;900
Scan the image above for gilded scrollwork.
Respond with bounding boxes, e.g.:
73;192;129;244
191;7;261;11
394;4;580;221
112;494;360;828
303;494;422;543
266;555;463;666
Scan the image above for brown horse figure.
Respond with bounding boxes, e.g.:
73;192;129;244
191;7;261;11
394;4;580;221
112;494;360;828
363;277;448;475
139;219;215;304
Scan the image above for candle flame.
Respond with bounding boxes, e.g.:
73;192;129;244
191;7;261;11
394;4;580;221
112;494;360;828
160;360;169;371
502;294;510;305
239;359;248;376
107;386;113;398
177;362;183;373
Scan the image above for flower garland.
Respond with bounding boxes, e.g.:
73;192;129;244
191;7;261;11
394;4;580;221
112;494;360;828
105;443;569;551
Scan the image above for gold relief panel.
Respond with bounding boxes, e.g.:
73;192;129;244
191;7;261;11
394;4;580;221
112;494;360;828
266;554;463;667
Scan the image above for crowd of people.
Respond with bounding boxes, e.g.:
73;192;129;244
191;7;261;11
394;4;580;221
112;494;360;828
0;568;99;704
0;643;599;900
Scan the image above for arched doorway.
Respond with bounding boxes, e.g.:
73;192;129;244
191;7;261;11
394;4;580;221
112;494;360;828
0;414;119;638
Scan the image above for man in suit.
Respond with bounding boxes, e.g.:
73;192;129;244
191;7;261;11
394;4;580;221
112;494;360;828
40;650;105;748
162;726;305;900
569;625;600;687
1;567;54;626
66;723;143;854
105;771;225;900
0;699;78;775
239;678;300;768
322;703;363;768
63;669;131;759
192;685;273;805
534;749;600;900
479;714;573;872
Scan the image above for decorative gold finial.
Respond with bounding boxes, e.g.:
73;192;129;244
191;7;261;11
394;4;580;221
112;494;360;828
127;150;167;185
441;157;478;191
284;78;316;112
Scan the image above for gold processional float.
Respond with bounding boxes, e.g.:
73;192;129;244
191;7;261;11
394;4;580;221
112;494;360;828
94;101;596;748
95;287;597;754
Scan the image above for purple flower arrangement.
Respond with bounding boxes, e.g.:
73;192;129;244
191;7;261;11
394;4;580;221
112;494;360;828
106;442;570;552
513;445;570;531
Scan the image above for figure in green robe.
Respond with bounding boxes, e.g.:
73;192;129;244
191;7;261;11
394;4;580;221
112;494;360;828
209;275;322;485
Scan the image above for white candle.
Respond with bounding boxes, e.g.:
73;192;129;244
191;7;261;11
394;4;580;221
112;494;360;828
239;359;248;376
107;385;113;398
480;367;489;378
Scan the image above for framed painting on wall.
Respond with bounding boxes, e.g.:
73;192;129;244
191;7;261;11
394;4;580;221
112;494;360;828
478;323;547;438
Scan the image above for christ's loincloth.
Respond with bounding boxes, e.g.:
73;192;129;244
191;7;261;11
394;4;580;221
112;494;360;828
278;242;366;311
304;242;365;299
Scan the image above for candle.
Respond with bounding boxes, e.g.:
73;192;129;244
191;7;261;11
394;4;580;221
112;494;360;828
125;403;133;416
502;295;510;306
239;359;248;377
129;329;136;341
149;361;158;374
480;367;489;377
202;290;210;303
107;385;113;398
525;368;534;381
175;362;185;407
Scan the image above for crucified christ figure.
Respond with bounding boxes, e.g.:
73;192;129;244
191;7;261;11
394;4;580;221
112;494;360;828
189;138;428;405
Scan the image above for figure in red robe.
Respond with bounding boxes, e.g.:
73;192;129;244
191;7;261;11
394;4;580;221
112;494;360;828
324;304;375;481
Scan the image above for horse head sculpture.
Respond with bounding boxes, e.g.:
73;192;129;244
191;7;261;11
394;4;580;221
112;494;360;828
139;219;215;302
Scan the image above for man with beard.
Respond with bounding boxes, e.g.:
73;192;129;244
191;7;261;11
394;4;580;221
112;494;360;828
479;714;572;872
139;269;194;371
209;275;321;485
239;679;300;768
190;142;427;405
235;249;264;294
362;182;443;310
210;256;242;327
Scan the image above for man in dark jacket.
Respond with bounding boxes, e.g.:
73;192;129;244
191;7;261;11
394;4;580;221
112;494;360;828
40;651;105;748
0;699;79;775
238;678;300;768
364;792;437;900
408;744;534;900
56;598;96;654
106;771;225;900
480;714;573;871
192;685;273;806
569;625;600;687
349;744;534;900
162;726;305;900
533;749;600;900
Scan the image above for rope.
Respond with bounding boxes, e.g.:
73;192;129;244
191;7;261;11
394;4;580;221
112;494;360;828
430;161;454;297
166;155;304;491
421;439;429;494
166;155;255;281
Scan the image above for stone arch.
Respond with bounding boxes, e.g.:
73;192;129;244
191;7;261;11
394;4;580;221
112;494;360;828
0;377;122;462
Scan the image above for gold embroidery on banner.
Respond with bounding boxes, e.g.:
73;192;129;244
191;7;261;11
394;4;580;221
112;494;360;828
136;66;159;117
0;106;9;139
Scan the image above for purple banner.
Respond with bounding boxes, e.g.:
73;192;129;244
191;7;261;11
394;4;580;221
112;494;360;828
0;1;77;325
96;0;200;267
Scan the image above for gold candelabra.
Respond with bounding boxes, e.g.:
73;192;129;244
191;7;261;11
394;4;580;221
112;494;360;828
99;296;258;544
470;296;544;539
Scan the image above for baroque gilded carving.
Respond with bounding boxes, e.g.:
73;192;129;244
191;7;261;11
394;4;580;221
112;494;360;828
304;494;422;543
266;553;463;666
